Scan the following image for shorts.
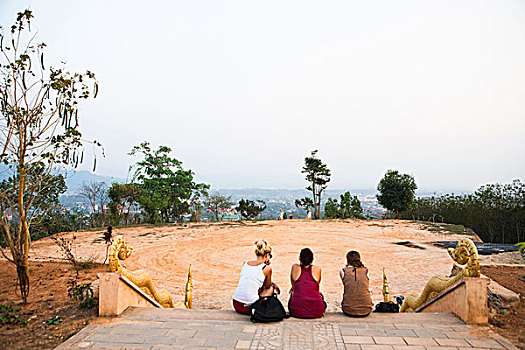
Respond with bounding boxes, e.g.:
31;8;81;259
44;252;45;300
233;299;251;315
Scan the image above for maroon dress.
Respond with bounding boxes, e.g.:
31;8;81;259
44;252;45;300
288;265;326;319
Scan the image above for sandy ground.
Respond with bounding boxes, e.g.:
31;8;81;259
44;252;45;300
6;219;524;312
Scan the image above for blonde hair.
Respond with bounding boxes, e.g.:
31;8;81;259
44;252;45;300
254;240;272;257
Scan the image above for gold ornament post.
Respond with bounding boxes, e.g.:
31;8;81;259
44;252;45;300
185;264;193;309
382;267;391;303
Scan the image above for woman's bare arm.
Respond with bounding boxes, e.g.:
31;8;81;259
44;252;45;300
316;266;322;284
289;264;301;294
263;265;273;289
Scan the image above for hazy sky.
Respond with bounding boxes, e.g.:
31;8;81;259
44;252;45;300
1;1;524;191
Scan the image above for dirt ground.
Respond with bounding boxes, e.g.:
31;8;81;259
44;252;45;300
0;219;523;349
5;219;523;309
0;261;106;350
481;265;525;348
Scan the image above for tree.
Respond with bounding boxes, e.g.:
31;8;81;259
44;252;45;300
324;198;339;218
129;142;208;223
0;10;99;303
300;150;331;219
98;184;109;225
0;166;67;227
107;183;142;225
78;181;108;227
400;179;525;244
295;197;314;212
324;191;364;219
188;184;209;223
377;170;417;219
236;199;266;220
28;207;89;243
339;191;364;219
206;194;233;222
189;198;205;222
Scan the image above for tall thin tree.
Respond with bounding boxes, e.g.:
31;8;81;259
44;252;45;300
0;10;99;303
300;150;331;219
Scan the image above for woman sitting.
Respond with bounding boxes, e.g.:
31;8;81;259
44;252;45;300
340;250;373;317
232;240;279;315
288;248;326;319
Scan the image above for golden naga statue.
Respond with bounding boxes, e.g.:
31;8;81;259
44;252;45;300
109;235;182;308
382;267;391;303
185;264;193;309
400;238;480;312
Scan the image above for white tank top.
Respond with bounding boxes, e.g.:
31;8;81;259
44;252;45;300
233;261;266;304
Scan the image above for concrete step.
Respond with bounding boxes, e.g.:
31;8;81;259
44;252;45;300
121;306;464;325
56;307;518;350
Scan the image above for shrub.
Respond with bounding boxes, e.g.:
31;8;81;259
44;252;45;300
68;280;96;308
0;302;27;325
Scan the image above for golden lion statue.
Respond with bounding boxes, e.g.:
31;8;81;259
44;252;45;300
109;235;185;308
400;238;480;312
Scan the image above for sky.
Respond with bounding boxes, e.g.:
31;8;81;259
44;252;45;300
1;0;524;191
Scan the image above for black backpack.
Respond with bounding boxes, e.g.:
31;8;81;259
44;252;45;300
374;301;400;313
374;296;403;313
248;294;287;323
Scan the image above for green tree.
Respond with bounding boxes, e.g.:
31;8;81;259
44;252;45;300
0;166;67;226
29;208;89;242
377;170;417;219
236;199;266;220
339;191;364;219
206;194;233;222
324;198;339;218
300;150;331;219
129;142;209;223
295;197;314;213
108;183;142;225
324;191;364;219
0;10;99;303
400;179;525;244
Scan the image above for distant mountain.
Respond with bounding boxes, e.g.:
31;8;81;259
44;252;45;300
0;164;124;194
60;170;125;194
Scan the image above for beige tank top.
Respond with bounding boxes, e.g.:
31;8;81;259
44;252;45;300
342;266;373;315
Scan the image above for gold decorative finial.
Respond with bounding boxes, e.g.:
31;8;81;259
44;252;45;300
383;267;391;303
185;264;193;309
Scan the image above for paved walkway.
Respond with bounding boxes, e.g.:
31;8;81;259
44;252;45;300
56;308;517;350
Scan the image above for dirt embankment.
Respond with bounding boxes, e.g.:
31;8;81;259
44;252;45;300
0;261;105;349
482;265;525;348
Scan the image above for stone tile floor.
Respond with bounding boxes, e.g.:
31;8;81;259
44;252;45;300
55;308;518;350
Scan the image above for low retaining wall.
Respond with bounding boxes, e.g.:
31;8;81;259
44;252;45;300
98;273;162;317
416;277;489;324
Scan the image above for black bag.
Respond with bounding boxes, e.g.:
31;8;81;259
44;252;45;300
248;294;287;323
374;301;400;313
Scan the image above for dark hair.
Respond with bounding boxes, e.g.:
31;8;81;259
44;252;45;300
299;248;314;266
346;250;364;268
